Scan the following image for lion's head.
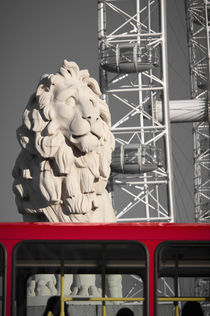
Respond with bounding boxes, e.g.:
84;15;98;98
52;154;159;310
12;60;115;222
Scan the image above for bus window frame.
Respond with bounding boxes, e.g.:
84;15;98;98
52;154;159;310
154;240;210;316
0;243;6;316
12;239;149;316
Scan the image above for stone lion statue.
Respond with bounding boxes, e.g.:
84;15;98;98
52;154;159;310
13;60;116;223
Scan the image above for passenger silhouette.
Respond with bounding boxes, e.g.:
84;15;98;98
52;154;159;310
116;307;134;316
182;301;203;316
43;296;69;316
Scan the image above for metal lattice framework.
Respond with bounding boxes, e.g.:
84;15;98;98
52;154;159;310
185;0;210;223
98;0;175;222
185;1;210;314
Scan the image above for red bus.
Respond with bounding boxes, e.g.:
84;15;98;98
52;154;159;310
0;222;210;316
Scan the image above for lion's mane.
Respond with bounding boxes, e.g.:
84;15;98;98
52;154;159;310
12;60;116;222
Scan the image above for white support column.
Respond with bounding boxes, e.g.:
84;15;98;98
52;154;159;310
160;0;175;222
98;0;175;222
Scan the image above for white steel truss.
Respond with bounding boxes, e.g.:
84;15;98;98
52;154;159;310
98;0;175;222
185;1;210;314
185;0;210;223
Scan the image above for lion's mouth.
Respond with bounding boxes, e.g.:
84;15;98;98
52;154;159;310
69;132;103;153
72;131;101;141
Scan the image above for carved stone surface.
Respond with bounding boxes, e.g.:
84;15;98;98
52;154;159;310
12;60;116;223
27;275;57;296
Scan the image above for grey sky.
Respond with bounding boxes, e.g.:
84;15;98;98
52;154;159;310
0;0;194;222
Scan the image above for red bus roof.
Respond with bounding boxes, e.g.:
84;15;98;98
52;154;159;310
0;222;209;241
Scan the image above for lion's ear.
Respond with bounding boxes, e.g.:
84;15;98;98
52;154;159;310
84;78;102;96
36;76;54;112
36;84;49;96
36;75;52;97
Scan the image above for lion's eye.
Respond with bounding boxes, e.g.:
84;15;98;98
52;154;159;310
66;96;76;106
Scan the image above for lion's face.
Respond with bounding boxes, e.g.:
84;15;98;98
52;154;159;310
52;78;107;153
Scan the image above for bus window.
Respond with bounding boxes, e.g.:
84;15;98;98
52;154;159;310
0;244;5;316
13;241;147;316
156;242;210;316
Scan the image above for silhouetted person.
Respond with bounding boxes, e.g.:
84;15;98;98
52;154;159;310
116;307;134;316
182;301;203;316
43;296;69;316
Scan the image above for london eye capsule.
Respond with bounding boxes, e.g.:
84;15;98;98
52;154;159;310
111;143;161;174
100;43;158;73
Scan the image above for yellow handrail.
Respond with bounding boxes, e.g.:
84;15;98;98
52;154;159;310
58;279;210;316
59;269;209;316
60;261;65;316
102;304;106;316
61;295;144;316
175;304;179;316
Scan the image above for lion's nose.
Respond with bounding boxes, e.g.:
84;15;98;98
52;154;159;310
80;99;100;124
83;114;99;124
